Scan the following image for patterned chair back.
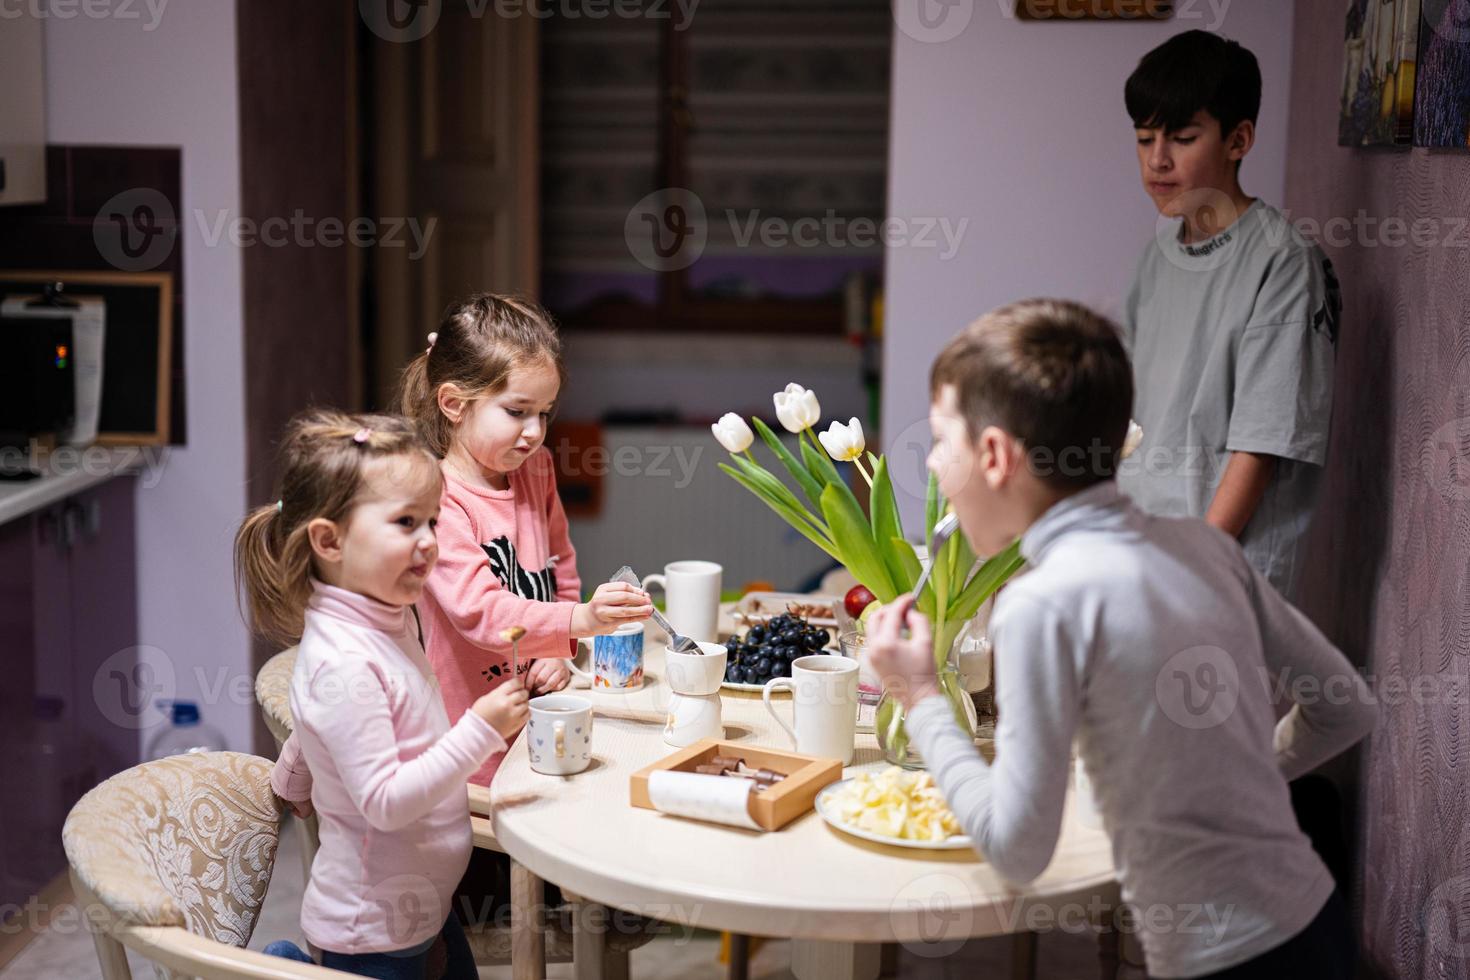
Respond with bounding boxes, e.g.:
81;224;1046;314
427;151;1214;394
255;648;299;746
63;751;282;952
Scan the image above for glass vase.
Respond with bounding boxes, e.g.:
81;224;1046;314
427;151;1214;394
874;664;978;770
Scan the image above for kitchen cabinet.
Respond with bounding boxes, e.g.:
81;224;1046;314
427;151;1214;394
0;477;138;911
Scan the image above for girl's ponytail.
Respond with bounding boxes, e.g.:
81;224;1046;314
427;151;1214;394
398;351;451;458
234;409;437;646
233;498;316;647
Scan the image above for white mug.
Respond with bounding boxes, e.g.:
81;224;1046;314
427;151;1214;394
663;641;727;696
527;694;594;775
762;655;859;764
643;561;722;642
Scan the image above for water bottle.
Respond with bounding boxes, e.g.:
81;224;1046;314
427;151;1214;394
147;701;227;760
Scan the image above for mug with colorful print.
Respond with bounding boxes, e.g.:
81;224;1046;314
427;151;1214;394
570;622;645;691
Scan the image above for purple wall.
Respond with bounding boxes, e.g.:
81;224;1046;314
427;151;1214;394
44;2;251;755
1287;3;1470;977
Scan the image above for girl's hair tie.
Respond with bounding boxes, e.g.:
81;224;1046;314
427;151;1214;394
275;499;283;513
353;427;372;444
426;332;438;353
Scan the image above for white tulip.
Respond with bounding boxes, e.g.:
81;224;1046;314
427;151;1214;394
818;418;865;462
711;413;754;454
773;383;821;433
1121;420;1144;460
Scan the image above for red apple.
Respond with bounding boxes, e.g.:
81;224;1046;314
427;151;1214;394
844;584;877;619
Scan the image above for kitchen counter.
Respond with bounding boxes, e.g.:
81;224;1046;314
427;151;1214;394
0;446;153;526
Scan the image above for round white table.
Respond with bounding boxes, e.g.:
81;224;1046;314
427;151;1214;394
484;614;1118;980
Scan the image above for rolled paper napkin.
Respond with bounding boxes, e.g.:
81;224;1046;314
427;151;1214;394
646;770;764;831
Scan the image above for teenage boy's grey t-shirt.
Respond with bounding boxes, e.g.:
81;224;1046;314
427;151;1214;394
1117;200;1340;598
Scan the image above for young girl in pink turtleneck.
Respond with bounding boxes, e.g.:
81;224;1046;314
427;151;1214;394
235;409;527;978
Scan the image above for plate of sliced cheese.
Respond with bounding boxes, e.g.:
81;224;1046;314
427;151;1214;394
814;767;972;851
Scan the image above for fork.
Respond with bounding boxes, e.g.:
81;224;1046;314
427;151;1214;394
911;511;960;601
611;565;701;653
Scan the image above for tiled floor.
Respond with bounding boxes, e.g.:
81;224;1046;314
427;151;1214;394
4;822;1104;979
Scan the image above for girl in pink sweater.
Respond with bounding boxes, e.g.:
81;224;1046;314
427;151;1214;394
236;409;528;978
399;293;652;787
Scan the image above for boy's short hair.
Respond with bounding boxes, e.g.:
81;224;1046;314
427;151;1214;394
930;299;1133;491
1125;29;1261;137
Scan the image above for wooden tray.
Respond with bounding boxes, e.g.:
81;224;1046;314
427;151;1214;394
629;738;843;831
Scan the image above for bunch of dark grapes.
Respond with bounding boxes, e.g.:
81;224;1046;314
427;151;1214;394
724;613;831;685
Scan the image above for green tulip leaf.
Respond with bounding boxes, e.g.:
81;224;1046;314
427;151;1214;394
870;458;914;593
819;483;896;600
752;417;825;511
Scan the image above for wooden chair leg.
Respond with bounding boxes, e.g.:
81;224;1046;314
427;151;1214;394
1010;930;1038;980
90;930;132;980
727;932;750;980
573;901;608;980
879;941;899;977
1098;923;1119;980
602;948;631;980
511;860;547;980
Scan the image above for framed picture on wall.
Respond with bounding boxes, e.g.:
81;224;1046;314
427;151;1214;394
1339;0;1422;146
1414;0;1470;146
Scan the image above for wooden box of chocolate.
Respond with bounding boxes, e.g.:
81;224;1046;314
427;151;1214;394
629;738;843;831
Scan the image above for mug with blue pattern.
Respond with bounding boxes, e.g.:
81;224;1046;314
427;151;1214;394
572;622;645;691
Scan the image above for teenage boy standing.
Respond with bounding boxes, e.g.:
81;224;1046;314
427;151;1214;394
1118;31;1340;600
